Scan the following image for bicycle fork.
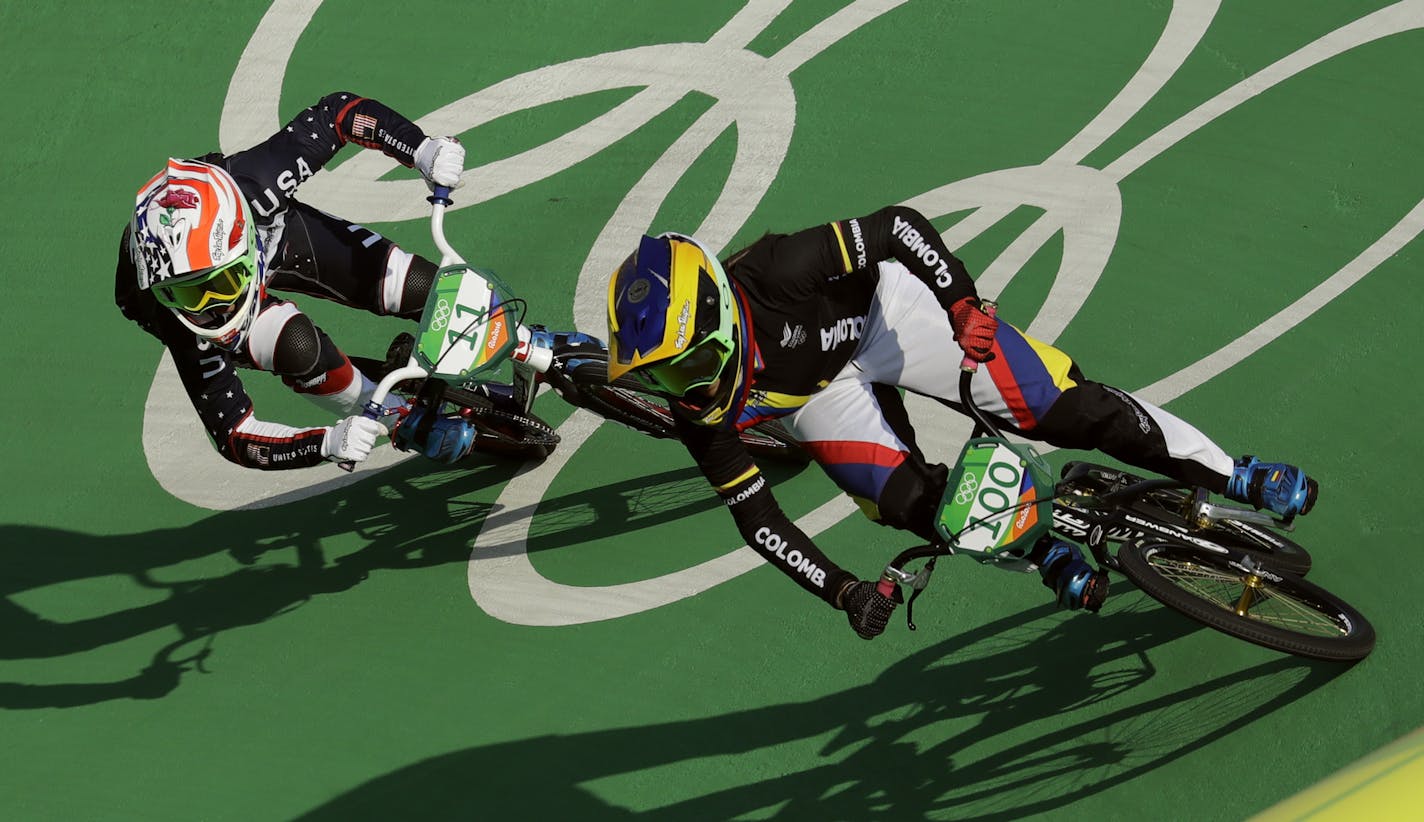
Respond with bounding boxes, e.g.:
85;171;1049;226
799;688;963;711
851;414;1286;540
509;325;556;415
508;325;610;415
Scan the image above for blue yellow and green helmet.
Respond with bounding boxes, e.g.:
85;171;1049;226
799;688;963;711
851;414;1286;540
607;233;742;424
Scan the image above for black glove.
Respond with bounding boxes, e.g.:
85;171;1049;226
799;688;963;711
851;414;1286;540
839;580;903;640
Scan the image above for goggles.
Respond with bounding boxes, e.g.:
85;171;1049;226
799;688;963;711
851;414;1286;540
154;259;253;315
635;337;733;396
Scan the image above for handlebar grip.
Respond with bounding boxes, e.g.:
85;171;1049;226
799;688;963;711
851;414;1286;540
428;185;453;206
959;299;999;373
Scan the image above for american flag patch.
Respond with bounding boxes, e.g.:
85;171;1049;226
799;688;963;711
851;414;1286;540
351;113;378;141
246;443;271;466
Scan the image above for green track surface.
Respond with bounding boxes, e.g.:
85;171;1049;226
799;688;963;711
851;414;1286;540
3;2;1421;819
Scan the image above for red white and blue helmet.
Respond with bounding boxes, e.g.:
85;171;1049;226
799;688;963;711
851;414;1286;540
130;159;264;349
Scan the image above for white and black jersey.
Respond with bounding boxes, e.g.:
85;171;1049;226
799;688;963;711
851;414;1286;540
115;92;435;469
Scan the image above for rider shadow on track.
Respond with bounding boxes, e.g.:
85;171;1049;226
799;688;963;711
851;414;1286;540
516;456;812;553
294;599;1346;821
0;457;783;710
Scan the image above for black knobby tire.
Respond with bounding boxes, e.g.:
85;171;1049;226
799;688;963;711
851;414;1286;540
1055;461;1312;576
1116;539;1373;661
564;361;678;438
562;360;809;464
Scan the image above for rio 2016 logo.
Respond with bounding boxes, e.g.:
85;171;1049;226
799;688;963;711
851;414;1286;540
141;0;1424;625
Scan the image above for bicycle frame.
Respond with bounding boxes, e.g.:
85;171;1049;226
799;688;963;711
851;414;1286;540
1052;467;1298;581
1059;462;1285;532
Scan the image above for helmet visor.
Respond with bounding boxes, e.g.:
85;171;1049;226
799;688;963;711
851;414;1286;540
637;337;733;396
154;259;252;315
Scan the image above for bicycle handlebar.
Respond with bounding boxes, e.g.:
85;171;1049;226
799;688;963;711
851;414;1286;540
959;299;997;373
876;298;1004;607
337;185;459;472
428;185;462;266
339;184;553;471
958;300;1003;440
427;187;551;373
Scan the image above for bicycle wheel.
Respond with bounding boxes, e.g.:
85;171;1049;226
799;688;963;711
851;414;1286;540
1116;539;1373;661
563;360;809;463
1055;461;1312;575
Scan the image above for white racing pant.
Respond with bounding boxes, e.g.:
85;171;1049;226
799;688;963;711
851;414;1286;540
781;262;1235;517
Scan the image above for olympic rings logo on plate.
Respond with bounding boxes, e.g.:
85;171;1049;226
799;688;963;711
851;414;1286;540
954;474;979;506
430;299;451;332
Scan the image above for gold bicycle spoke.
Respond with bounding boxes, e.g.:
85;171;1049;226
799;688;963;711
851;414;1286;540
1146;556;1346;638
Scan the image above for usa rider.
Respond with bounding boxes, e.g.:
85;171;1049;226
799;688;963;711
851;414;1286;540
118;92;489;469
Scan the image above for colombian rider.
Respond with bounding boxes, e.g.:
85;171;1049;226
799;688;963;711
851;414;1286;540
605;208;1318;639
118;92;489;469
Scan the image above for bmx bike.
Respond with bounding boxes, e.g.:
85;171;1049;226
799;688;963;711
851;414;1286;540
878;304;1373;662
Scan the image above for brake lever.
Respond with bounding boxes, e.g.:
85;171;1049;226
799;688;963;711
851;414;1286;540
883;556;945;632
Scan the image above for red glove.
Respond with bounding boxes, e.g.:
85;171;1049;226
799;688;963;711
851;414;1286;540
950;297;997;362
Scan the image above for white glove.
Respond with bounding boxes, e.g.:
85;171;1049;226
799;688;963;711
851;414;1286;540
413;136;465;190
321;415;385;463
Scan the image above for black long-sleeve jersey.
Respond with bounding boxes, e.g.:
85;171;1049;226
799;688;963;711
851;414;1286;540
115;92;429;469
675;206;977;606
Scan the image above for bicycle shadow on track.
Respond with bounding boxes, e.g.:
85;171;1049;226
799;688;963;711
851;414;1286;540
293;597;1348;821
0;459;767;709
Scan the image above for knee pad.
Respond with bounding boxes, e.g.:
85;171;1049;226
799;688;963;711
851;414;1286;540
874;459;949;542
272;313;343;382
272;313;322;378
396;256;437;320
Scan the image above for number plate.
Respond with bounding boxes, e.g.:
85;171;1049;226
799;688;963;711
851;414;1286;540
936;437;1053;560
415;264;517;379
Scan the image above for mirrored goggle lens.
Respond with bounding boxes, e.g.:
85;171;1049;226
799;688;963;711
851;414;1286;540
640;342;730;395
186;302;240;330
157;262;251;313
